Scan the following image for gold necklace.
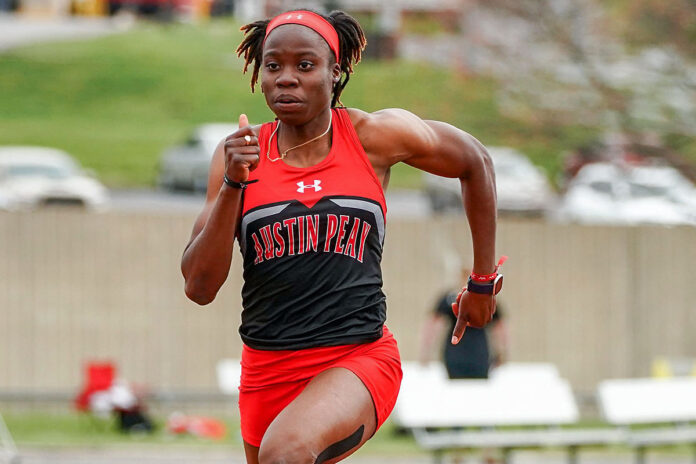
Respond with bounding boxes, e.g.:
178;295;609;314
266;112;332;162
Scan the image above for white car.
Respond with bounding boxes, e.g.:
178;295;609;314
0;146;109;212
423;146;555;215
0;191;13;211
158;123;238;192
556;163;696;226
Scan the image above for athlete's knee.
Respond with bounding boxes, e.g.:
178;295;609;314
257;432;317;464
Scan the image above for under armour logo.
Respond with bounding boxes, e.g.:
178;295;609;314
286;13;303;20
297;180;322;193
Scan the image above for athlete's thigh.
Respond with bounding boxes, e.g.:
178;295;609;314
260;367;377;464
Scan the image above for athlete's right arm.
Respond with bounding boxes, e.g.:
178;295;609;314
181;114;259;305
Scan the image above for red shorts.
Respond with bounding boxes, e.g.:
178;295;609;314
238;326;402;447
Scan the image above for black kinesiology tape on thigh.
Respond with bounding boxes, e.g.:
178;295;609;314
315;425;364;463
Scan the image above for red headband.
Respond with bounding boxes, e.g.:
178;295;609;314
265;11;340;63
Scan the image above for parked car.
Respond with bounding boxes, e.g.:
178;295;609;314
158;123;238;193
423;146;555;215
555;162;696;226
0;146;109;212
0;190;13;212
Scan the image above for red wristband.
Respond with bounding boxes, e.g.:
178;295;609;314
470;255;508;282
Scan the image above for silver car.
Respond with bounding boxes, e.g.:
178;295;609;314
555;162;696;226
158;123;239;193
423;146;555;215
0;146;109;211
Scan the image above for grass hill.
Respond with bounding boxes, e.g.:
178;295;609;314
0;19;597;189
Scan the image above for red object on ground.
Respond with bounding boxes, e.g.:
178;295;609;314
74;362;116;411
167;414;227;440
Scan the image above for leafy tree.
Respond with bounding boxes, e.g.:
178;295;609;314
603;0;696;58
478;0;696;142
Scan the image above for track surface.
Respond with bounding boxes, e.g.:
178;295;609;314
13;447;694;463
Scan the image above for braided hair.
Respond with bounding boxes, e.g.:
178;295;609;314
236;10;367;108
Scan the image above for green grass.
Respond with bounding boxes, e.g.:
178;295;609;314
3;410;242;447
0;19;600;189
2;410;424;456
4;411;696;459
0;20;263;187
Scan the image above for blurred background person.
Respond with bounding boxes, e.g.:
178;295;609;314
420;267;508;379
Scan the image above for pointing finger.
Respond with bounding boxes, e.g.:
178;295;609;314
239;113;249;127
451;317;468;345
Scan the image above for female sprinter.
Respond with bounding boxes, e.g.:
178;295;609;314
181;9;500;464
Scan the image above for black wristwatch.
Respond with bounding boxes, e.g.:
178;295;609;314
467;274;504;295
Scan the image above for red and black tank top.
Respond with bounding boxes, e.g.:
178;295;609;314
238;108;388;350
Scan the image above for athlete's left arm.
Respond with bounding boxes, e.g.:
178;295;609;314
352;108;498;343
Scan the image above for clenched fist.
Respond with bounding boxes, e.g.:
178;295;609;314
224;114;260;183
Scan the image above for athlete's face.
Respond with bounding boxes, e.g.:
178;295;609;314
261;24;341;125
